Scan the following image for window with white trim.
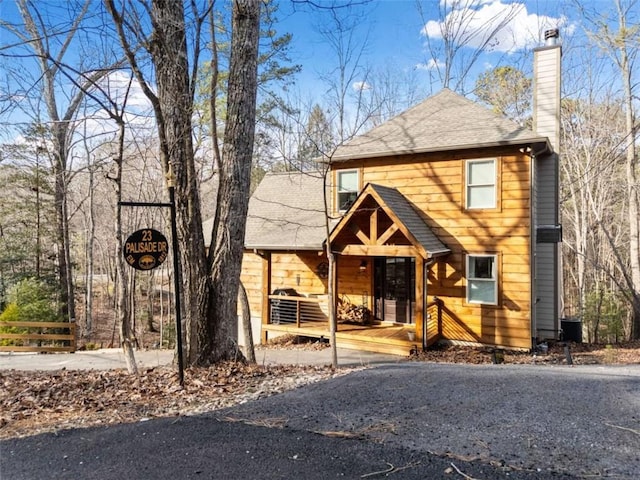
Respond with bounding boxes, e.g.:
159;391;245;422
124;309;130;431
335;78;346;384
336;169;359;212
466;159;496;209
466;254;498;305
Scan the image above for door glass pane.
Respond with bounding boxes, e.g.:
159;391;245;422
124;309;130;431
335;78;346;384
375;257;415;323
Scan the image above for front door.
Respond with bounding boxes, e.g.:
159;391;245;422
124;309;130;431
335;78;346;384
374;257;415;324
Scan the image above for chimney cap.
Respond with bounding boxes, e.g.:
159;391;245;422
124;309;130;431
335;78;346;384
544;28;560;46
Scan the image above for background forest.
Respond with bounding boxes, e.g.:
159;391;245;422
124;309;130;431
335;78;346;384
0;0;638;359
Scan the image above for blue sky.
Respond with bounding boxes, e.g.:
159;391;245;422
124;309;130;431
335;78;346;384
270;0;576;98
0;0;622;144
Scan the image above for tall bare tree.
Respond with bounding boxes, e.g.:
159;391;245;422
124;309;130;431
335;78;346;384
1;0;113;324
576;0;640;338
106;0;213;364
474;65;532;127
416;0;522;94
106;0;262;365
206;0;261;363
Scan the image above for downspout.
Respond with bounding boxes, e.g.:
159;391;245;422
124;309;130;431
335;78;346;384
530;149;537;345
422;258;435;351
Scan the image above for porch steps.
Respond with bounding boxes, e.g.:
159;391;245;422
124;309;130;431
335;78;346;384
335;336;416;356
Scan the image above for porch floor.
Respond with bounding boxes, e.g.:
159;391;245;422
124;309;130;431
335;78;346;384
263;321;439;356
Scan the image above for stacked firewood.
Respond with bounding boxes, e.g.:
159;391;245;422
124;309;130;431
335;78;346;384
337;299;371;325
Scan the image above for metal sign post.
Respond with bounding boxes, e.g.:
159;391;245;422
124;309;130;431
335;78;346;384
119;166;184;386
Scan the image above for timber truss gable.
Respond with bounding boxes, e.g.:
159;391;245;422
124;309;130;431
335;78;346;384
329;183;450;260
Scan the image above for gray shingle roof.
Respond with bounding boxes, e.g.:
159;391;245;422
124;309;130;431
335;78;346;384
331;88;549;162
240;171;328;250
368;184;450;258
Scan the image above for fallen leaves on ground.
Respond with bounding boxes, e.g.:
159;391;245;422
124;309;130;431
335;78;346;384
410;341;640;365
0;362;346;440
257;334;330;350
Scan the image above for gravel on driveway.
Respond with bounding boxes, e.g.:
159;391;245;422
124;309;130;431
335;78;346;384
212;362;640;479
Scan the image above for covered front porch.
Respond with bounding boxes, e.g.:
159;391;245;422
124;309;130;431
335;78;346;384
245;177;452;357
262;294;444;356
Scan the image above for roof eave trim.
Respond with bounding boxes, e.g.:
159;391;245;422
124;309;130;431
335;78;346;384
427;249;452;259
329;138;551;163
244;244;324;251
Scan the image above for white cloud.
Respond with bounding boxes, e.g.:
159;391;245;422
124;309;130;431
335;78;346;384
352;81;372;91
76;71;156;141
415;58;446;71
97;70;153;112
421;1;573;54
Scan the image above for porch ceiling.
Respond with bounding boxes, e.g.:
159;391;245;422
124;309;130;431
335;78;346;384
329;183;450;259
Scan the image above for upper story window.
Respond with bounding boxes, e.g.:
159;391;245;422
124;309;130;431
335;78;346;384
466;254;498;305
466;159;496;209
336;169;359;212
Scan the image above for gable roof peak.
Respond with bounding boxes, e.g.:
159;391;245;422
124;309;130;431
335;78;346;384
332;88;549;162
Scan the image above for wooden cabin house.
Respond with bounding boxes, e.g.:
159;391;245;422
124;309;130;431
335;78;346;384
235;32;563;355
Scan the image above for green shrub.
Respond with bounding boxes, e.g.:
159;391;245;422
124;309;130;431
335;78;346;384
4;278;61;323
0;303;27;346
0;278;62;346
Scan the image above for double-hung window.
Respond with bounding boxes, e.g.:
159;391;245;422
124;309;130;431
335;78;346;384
467;254;498;305
336;169;359;212
466;159;496;209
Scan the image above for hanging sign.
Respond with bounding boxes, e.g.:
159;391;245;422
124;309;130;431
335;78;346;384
123;228;169;271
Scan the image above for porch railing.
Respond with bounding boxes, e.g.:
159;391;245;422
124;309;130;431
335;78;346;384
268;294;329;327
426;298;443;339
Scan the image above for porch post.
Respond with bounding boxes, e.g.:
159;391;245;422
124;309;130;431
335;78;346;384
415;259;424;343
333;255;339;331
260;252;271;343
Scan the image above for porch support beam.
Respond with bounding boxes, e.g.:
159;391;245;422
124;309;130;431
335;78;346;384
415;259;424;343
337;244;423;257
349;223;371;245
370;208;378;244
377;224;399;245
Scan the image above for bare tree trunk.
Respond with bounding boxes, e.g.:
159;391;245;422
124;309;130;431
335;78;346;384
619;27;640;339
15;0;108;326
84;163;96;337
105;0;209;365
117;252;137;374
146;270;157;333
577;0;640;339
113;121;138;375
238;281;255;363
147;0;210;365
204;0;260;364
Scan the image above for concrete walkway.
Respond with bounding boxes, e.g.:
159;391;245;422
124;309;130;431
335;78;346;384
0;347;403;371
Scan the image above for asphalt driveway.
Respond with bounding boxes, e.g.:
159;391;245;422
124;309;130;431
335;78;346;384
2;363;639;479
